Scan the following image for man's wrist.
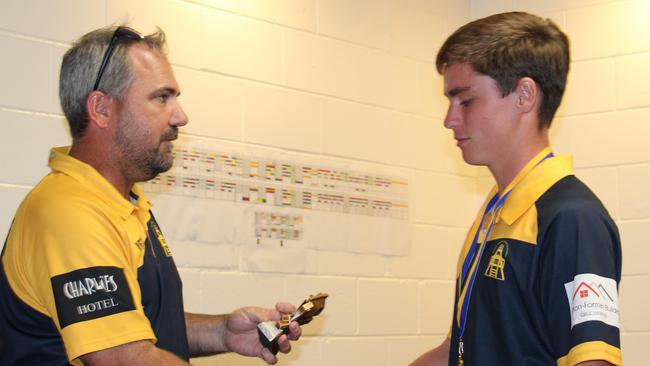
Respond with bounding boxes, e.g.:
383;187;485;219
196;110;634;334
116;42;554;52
185;312;231;357
215;312;231;353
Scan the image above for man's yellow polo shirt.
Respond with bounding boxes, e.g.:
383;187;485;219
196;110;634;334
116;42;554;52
1;147;163;364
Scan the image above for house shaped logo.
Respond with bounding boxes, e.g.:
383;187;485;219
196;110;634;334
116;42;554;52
564;273;619;329
572;281;600;300
595;283;615;302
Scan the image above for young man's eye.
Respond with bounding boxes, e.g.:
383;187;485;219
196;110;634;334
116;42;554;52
156;94;170;103
460;99;472;107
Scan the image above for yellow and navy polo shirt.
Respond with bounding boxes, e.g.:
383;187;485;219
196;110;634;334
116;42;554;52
0;147;188;364
449;148;622;366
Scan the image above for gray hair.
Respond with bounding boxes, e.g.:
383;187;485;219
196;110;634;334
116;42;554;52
59;26;167;139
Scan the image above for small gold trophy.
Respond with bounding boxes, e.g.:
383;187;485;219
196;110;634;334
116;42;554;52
257;293;328;354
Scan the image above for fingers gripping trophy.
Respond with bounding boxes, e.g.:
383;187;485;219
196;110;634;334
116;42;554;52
257;293;329;354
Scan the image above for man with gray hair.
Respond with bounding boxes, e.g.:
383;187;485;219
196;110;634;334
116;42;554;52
410;12;621;366
0;26;301;365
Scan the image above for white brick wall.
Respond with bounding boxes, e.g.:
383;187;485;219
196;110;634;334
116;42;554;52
616;52;650;110
0;34;61;114
386;225;464;280
244;84;322;151
173;67;243;141
574;167;619;219
0;185;30;244
552;109;650;168
318;0;388;50
557;58;615;117
358;279;419;335
320;99;390;162
1;111;70;185
203;11;284;84
1;0;646;364
566;1;650;60
411;172;479;226
619;220;650;276
0;0;106;42
322;337;390;366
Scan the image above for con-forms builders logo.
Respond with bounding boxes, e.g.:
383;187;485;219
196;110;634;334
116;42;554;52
564;273;619;329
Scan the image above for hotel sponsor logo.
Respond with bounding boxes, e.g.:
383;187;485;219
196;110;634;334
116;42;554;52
51;266;135;328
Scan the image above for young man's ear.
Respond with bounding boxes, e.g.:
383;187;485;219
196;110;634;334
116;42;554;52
516;77;538;112
86;91;114;129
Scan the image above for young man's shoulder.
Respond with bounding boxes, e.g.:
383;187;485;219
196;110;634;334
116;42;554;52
537;175;607;214
535;175;617;237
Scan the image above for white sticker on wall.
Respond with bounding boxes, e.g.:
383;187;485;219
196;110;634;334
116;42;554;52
564;273;619;329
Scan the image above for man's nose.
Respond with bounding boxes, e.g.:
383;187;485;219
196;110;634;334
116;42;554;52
171;101;188;127
443;104;458;129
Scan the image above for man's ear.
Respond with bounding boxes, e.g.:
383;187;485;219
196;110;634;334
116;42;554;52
515;77;538;113
86;91;114;129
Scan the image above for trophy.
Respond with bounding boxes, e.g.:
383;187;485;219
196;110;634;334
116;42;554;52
257;292;328;354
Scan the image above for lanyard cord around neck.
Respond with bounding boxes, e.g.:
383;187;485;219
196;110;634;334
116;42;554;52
457;190;510;340
456;152;554;360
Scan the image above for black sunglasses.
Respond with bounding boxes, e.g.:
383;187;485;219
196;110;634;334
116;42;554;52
92;26;143;91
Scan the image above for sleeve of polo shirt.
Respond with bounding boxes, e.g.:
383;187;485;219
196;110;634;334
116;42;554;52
25;195;155;362
537;203;622;366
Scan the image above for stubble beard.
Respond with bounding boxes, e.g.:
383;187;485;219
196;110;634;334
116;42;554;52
114;109;178;183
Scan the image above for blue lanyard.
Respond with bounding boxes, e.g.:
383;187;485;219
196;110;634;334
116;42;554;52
457;190;510;340
456;152;553;362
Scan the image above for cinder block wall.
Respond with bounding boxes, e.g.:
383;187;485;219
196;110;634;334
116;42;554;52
1;0;647;365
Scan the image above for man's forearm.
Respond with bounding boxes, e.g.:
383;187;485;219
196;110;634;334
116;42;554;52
80;340;189;366
185;312;229;357
184;304;300;364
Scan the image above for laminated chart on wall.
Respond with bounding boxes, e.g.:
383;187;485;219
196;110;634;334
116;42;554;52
142;137;411;261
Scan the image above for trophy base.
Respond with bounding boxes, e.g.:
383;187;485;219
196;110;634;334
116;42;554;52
257;321;283;354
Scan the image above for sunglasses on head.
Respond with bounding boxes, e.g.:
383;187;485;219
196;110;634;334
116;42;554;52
92;26;143;91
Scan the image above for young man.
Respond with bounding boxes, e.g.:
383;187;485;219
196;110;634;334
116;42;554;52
410;12;621;366
0;26;301;365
